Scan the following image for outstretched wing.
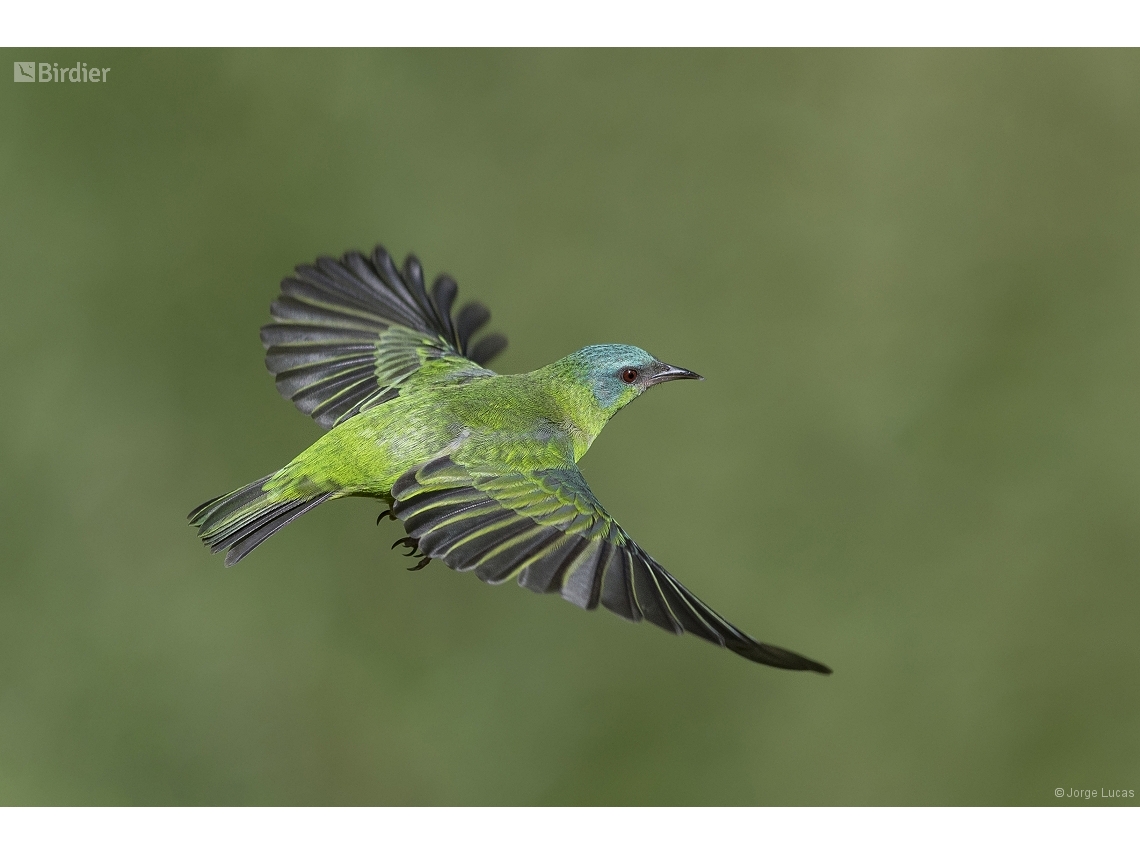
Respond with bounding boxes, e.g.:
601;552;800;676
260;244;508;429
391;457;831;673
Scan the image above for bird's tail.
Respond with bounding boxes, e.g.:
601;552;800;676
189;474;334;566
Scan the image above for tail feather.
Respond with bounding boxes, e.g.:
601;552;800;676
189;476;272;532
189;475;333;566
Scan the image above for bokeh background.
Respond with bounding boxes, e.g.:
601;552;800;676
1;49;1137;805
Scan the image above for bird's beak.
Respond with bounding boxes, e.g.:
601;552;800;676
648;363;704;386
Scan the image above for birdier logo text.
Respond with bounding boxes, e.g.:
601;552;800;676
14;62;110;83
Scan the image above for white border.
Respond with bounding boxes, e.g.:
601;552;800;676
3;0;1140;47
2;806;1137;854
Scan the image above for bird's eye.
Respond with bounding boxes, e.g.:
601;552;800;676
620;368;639;384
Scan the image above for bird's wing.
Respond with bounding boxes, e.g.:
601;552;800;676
260;244;508;429
391;457;831;673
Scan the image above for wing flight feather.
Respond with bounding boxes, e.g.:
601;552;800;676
260;245;508;429
391;458;831;673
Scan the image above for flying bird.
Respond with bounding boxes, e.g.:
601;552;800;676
190;244;831;674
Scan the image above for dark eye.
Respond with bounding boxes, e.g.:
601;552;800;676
620;368;639;384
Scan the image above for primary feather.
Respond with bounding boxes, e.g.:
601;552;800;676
260;246;507;429
190;243;831;674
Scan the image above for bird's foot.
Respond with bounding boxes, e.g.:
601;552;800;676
391;536;419;556
390;536;431;571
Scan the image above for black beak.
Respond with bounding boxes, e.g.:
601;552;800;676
648;363;704;386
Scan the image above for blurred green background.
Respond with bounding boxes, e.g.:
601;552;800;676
0;49;1137;805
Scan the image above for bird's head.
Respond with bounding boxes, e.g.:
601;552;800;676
561;344;703;416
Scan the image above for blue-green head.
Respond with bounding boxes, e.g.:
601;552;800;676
556;343;703;415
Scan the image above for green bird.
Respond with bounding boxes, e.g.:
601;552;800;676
190;244;831;674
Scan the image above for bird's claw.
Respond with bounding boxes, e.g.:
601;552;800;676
391;536;419;556
390;535;430;570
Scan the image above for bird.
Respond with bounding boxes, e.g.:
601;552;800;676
189;243;831;674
